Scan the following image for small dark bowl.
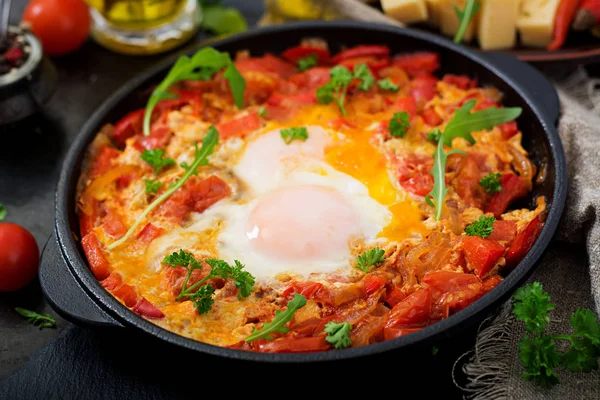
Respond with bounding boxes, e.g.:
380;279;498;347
0;26;57;125
40;21;568;363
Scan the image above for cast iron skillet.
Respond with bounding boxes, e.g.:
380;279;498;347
39;21;567;363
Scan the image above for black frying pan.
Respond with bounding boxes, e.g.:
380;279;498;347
39;21;568;363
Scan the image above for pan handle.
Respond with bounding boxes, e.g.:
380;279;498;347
479;52;561;124
39;234;124;328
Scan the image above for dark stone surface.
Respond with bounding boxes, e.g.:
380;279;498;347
0;0;597;398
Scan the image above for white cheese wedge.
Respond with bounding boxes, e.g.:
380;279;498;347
438;0;479;42
425;0;444;27
477;0;519;50
381;0;429;24
517;0;561;48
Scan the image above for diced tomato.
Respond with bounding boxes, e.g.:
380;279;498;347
89;146;121;179
331;45;390;64
384;288;431;329
158;175;231;223
255;335;331;353
410;74;438;105
384;283;406;308
133;298;165;319
462;236;506;278
488;220;517;244
101;210;127;238
112;284;138;308
236;54;297;79
282;281;324;299
421;108;443;126
135;113;173;151
487;174;528;218
216;112;261;140
135;223;165;244
395;153;434;197
111;109;144;148
78;199;100;237
81;232;111;280
338;56;390;75
363;274;387;296
154;90;202;116
481;275;503;293
287;67;331;89
392;52;440;76
499;121;519;140
282;45;331;64
117;174;134;189
505;216;543;269
395;96;417;117
442;74;477;90
378;66;410;86
100;272;123;291
453;156;485;208
422;271;483;312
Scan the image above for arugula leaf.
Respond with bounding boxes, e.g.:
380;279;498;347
480;172;502;193
0;203;6;221
144;179;162;195
513;282;600;387
15;308;56;329
141;149;176;175
389;112;411;138
465;215;496;238
258;106;267;117
353;63;374;91
427;128;442;142
425;135;466;220
324;321;353;349
356;247;385;272
377;78;399;92
143;47;245;135
108;127;219;250
280;127;308;144
200;4;247;36
245;294;307;342
443;100;522;146
453;0;481;44
297;54;318;72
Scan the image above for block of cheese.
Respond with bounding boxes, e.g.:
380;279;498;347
381;0;429;24
517;0;561;48
438;0;479;42
477;0;519;50
425;0;444;27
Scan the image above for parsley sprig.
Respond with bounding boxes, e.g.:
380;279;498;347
480;172;502;193
163;249;255;314
356;247;385;272
513;282;600;387
0;203;6;221
389;112;411;138
245;294;307;342
377;78;399;92
15;308;56;329
453;0;481;44
324;321;353;349
144;179;162;195
465;215;496;238
141;149;176;175
108;127;219;249
426;100;522;220
280;126;308;144
297;54;318;72
316;64;374;116
143;47;245;136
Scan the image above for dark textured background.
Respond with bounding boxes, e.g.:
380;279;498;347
1;0;598;398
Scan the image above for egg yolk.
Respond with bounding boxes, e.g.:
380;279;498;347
246;185;360;262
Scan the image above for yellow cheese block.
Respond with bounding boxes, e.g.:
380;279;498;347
438;0;479;42
381;0;429;24
425;0;444;27
477;0;519;50
517;0;561;48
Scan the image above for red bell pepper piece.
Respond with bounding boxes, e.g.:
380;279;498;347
488;220;518;244
392;52;440;76
282;45;331;64
133;298;165;319
81;232;111;280
135;223;165;244
216;112;261;140
421;108;443;126
363;274;387;296
462;236;506;278
111;109;145;148
89;146;121;179
385;288;432;329
505;216;544;269
442;74;477;90
486;174;528;218
410;74;438;105
548;0;583;51
331;45;390;64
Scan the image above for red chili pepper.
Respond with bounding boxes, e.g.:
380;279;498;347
548;0;583;51
572;0;600;30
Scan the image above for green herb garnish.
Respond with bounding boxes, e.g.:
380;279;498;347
353;63;375;91
427;128;442;142
513;282;600;387
465;215;496;238
280;126;308;144
356;247;385;272
377;78;400;92
316;63;373;116
0;203;6;221
389;111;411;138
143;47;245;136
144;179;162;195
324;321;353;349
108;127;219;249
453;0;481;44
162;249;255;314
480;172;503;193
245;294;307;342
297;54;318;72
141;148;176;175
15;308;56;329
258;106;267;117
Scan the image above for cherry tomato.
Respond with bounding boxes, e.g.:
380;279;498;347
0;223;40;292
22;0;91;56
